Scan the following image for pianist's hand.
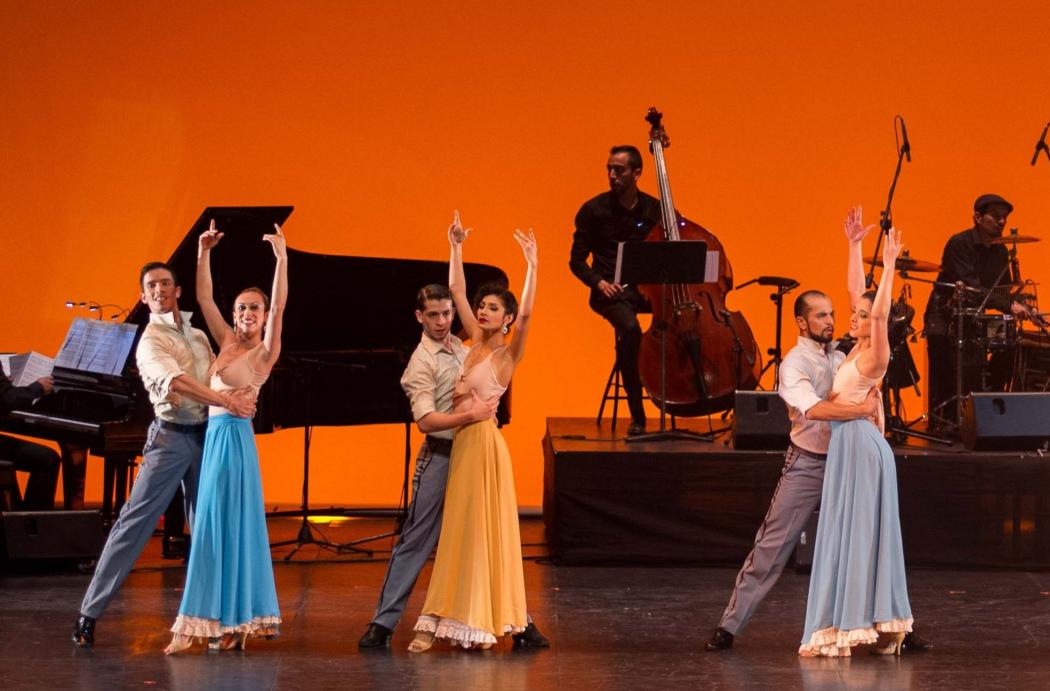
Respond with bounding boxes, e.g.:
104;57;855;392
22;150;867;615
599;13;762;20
225;388;257;418
199;219;224;251
448;210;472;245
35;376;54;395
467;391;500;422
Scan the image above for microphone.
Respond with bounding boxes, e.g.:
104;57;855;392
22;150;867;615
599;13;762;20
899;116;911;163
1031;121;1050;166
756;275;800;289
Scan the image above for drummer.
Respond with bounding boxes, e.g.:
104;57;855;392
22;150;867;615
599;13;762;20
923;193;1035;431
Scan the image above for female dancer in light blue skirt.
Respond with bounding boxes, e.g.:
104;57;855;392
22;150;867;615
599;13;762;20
165;219;288;653
799;208;913;657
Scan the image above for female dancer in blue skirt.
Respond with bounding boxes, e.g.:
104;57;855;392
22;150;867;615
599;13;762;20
165;219;287;653
798;208;913;657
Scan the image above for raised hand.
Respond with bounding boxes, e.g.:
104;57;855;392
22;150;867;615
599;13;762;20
263;223;287;260
514;228;537;266
199;219;224;251
844;206;875;243
882;226;902;266
448;209;472;246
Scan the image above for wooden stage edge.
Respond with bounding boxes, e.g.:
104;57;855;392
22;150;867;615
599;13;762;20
542;416;1050;569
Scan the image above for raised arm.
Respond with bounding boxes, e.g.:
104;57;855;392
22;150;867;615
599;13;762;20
260;224;287;364
844;206;874;310
507;229;537;363
448;210;481;341
197;219;235;345
858;227;901;378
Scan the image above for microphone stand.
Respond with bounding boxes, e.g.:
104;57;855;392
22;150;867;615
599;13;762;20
864;115;939;445
865;116;910;289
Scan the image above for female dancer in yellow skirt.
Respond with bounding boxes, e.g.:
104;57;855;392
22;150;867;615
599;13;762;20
409;211;537;651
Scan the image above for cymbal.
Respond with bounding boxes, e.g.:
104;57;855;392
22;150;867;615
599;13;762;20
989;234;1041;244
864;255;941;273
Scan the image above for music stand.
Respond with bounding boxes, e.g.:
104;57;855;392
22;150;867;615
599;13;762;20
616;240;714;443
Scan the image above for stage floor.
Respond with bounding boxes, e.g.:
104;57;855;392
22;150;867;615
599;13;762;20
4;517;1050;690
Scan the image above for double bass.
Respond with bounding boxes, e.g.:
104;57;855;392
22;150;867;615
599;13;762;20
637;108;762;415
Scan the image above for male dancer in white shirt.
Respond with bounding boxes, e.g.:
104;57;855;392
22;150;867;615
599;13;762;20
359;284;548;649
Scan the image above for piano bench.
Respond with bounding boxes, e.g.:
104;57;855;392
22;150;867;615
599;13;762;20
0;460;23;511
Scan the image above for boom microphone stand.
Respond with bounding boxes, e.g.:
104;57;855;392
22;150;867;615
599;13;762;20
737;276;800;390
865;115;911;288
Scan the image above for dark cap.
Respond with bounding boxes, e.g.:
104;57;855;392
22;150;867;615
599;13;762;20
973;193;1013;214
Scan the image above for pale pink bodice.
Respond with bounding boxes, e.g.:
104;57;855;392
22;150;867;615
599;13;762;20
453;346;508;415
208;343;270;416
831;357;885;433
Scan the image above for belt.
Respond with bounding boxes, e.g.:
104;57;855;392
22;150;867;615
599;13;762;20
424;435;453;454
789;442;827;461
159;419;208;434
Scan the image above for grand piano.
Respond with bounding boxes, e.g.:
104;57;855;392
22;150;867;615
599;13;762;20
2;206;510;518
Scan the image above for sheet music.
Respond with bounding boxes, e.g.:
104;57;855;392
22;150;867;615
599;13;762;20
705;251;720;283
54;318;138;375
5;352;55;386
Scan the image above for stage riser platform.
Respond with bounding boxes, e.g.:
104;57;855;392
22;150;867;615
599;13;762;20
542;417;1050;568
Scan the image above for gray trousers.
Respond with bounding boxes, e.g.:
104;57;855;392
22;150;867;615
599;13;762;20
371;439;450;630
80;420;203;619
719;445;826;635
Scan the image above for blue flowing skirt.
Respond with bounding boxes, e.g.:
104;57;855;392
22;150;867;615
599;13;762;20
172;414;280;638
800;419;912;654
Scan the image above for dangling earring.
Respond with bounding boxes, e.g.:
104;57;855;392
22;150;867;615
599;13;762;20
502;325;510;335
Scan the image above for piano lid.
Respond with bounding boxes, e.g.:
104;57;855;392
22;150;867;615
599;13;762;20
128;206;510;355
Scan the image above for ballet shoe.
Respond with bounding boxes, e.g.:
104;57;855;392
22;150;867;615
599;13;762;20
164;634;195;655
408;631;435;653
871;631;905;656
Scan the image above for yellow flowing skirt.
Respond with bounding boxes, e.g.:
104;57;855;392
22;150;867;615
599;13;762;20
414;419;527;646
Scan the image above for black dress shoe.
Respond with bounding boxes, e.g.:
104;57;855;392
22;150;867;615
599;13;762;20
512;622;550;649
358;622;392;648
627;421;646;437
704;627;734;651
901;629;932;652
72;615;96;648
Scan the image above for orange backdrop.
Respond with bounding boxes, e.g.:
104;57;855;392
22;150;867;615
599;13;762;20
3;2;1049;509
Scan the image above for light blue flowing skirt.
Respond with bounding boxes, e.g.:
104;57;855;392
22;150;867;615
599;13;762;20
800;419;912;652
172;414;280;638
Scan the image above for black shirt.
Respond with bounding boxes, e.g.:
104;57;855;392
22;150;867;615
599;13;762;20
0;369;44;418
924;226;1012;325
569;190;663;291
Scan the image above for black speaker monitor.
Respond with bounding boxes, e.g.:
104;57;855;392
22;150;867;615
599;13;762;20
1;510;105;560
733;390;791;450
961;393;1050;451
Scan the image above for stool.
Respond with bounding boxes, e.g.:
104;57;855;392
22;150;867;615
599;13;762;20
596;336;664;431
596;360;628;429
0;460;23;511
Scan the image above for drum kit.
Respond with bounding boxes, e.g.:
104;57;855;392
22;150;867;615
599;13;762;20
864;230;1050;442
